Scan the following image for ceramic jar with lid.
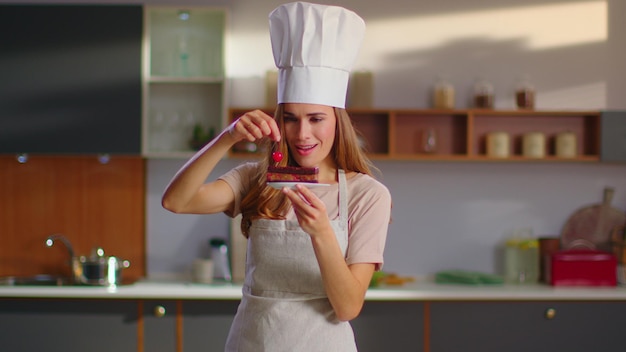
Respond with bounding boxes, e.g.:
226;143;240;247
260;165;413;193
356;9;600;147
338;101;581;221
486;132;510;158
555;132;577;158
522;132;546;158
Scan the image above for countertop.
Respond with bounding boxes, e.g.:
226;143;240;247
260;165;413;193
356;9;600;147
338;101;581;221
2;278;626;301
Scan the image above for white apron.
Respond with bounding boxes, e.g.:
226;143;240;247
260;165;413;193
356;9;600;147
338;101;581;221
225;170;356;352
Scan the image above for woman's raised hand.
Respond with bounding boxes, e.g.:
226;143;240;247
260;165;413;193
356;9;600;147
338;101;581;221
228;109;281;143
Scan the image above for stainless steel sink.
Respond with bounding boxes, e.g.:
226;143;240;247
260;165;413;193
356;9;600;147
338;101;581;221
0;275;74;286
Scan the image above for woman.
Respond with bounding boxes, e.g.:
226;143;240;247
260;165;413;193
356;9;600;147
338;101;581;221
162;2;391;351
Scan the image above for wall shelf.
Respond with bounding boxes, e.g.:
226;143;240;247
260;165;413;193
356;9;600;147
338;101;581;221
228;108;602;162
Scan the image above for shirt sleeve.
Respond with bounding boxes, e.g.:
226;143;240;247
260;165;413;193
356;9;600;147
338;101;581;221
217;162;259;217
345;176;392;271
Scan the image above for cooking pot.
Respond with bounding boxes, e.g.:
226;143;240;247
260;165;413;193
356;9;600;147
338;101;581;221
45;235;130;286
72;247;130;286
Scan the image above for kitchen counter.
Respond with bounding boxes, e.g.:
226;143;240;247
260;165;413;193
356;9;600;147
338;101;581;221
2;278;626;301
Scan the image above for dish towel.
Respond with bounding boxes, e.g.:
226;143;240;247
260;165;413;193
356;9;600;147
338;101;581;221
435;270;504;285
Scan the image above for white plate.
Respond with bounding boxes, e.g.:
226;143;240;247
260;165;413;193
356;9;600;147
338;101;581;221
267;182;330;190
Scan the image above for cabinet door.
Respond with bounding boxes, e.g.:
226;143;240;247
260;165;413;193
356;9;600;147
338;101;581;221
601;110;626;162
0;5;142;154
181;300;240;351
143;7;227;157
0;299;138;352
0;155;146;280
143;300;179;352
352;301;425;352
430;301;626;352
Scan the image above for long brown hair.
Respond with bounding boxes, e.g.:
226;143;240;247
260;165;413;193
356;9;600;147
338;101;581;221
238;104;377;237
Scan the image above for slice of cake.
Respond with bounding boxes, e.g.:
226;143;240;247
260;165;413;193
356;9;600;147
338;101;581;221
267;165;319;183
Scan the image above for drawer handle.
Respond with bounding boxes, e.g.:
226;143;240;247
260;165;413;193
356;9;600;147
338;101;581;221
545;308;556;320
154;305;166;318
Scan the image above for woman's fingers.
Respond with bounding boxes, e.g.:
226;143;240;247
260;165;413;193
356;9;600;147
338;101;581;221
282;185;325;217
283;186;309;207
282;185;331;235
230;110;281;142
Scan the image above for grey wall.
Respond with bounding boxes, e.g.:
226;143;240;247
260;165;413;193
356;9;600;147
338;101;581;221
148;159;626;277
12;0;624;278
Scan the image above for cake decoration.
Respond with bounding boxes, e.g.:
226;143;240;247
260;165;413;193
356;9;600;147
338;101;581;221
272;151;283;163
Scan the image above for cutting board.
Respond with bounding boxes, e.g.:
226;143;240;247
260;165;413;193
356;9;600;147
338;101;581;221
561;187;626;251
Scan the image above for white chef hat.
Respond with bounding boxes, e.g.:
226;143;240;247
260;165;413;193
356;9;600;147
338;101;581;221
269;2;366;108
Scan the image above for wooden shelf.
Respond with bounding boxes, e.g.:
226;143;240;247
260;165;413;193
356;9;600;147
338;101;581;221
227;108;602;162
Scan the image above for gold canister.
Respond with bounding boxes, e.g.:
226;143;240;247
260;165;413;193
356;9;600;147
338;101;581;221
487;132;510;158
522;132;546;158
556;132;577;158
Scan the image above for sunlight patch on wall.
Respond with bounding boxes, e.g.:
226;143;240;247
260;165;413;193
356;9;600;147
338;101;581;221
536;81;607;109
360;1;607;67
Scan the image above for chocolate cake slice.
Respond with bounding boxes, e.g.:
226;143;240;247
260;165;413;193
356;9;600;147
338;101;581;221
267;166;319;183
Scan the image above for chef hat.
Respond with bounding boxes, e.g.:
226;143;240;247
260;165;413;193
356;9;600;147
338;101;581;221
269;2;366;108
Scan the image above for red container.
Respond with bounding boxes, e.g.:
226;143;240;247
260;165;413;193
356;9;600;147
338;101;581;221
548;250;617;287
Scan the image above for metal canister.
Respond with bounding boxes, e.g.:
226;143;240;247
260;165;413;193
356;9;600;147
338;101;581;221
556;132;577;158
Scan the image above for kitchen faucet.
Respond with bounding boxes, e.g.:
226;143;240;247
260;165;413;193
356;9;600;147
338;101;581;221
45;234;75;260
45;234;80;282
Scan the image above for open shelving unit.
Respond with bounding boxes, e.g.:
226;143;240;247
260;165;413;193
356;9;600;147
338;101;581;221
227;108;601;162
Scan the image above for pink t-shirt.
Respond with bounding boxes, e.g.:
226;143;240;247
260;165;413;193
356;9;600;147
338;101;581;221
218;162;391;270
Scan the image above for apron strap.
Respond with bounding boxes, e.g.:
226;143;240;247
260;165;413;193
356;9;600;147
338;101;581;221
338;169;348;231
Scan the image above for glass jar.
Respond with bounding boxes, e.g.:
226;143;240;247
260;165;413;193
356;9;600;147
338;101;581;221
515;76;535;109
433;77;455;109
518;238;539;284
504;236;539;284
473;79;494;109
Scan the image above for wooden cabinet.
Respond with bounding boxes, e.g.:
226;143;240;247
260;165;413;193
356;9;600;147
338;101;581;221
141;299;239;352
0;298;236;352
0;5;142;154
0;299;138;352
149;299;423;352
0;155;146;280
352;301;425;352
181;300;239;351
142;300;180;352
601;110;626;162
143;7;227;158
0;4;229;157
3;298;626;352
429;301;626;352
180;299;424;352
228;108;602;162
